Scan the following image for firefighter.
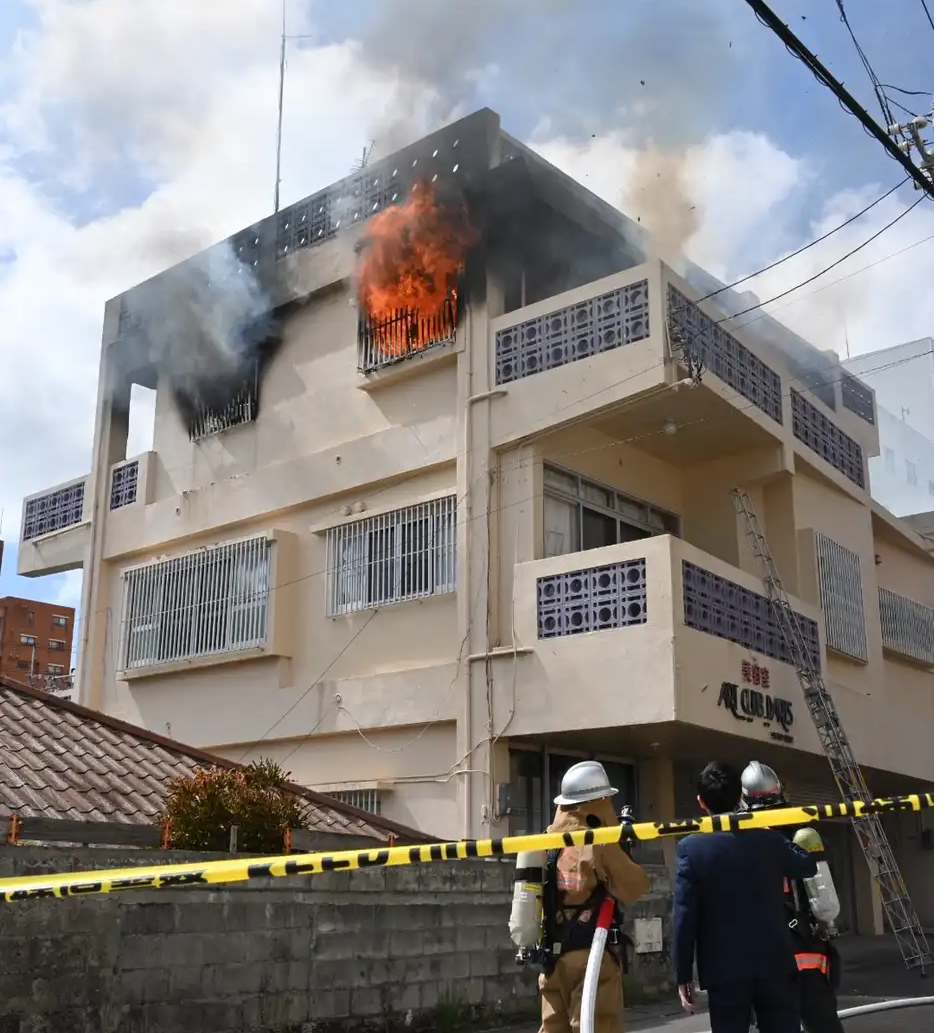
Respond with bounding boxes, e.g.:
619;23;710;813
741;761;846;1033
534;761;651;1033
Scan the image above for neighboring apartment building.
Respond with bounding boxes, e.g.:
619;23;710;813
0;596;75;686
16;110;933;931
842;341;935;518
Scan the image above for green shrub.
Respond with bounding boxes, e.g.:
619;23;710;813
160;760;308;853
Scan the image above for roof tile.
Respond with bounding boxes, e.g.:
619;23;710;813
0;679;432;845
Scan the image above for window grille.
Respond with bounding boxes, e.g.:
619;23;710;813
326;496;458;617
879;587;933;665
815;533;868;662
358;294;460;373
326;789;382;816
21;480;85;541
188;365;259;441
110;460;139;510
121;535;272;670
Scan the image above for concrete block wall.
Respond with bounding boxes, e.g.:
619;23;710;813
0;847;673;1033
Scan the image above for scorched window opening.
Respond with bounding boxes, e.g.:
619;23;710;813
357;289;462;375
187;364;260;442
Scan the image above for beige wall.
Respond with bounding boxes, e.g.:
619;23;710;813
22;250;930;841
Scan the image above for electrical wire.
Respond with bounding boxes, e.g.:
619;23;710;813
695;176;909;304
833;0;897;128
880;85;933;98
706;194;926;322
919;0;934;30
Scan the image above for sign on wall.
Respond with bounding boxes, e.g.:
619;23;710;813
717;661;794;744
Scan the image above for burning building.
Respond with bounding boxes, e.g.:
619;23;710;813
17;110;932;932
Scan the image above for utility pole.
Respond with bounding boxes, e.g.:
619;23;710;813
887;111;934;192
741;0;934;197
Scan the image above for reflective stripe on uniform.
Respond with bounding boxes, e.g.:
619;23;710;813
795;952;829;973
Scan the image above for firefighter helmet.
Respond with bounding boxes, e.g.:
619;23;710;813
741;760;787;809
554;761;618;806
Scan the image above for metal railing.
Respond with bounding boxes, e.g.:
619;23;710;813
357;295;459;374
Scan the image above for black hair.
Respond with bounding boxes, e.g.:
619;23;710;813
697;762;742;815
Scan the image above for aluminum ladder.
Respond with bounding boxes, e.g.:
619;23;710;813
732;488;932;973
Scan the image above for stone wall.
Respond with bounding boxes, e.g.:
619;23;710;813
0;846;674;1033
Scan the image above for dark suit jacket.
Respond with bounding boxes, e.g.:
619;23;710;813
672;827;818;988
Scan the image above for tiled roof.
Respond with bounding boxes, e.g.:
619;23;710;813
0;677;433;844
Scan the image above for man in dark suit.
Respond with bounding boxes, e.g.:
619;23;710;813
673;761;818;1033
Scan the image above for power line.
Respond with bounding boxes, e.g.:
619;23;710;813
697;176;909;304
880;85;933;98
832;0;897;128
713;194;926;321
919;0;934;30
740;0;934;196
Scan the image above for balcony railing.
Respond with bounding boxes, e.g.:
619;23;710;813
109;459;139;510
358;296;459;374
791;389;865;489
21;478;86;541
495;279;650;386
667;285;784;424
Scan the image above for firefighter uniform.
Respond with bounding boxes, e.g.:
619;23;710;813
537;764;650;1033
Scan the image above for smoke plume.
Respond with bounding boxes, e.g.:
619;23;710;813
114;241;276;426
361;0;735;263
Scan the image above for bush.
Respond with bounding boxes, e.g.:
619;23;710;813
160;760;309;853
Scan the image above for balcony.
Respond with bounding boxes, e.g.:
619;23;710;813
507;536;931;779
507;535;824;750
17;476;91;577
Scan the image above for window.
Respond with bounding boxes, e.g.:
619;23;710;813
15;660;30;670
542;465;679;558
906;460;917;486
47;664;65;675
49;639;66;651
120;535;272;670
325;789;382;816
815;533;868;662
20;635;36;646
883;447;895;472
52;615;68;628
879;588;933;665
326;496;457;616
188;365;260;441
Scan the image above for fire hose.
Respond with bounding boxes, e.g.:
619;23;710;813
579;897;616;1033
692;996;935;1032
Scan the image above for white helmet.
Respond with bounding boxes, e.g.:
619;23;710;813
554;761;618;807
741;760;787;810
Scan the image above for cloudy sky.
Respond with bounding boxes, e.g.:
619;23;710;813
0;0;935;657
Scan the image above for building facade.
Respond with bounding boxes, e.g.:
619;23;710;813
0;596;75;687
841;342;934;518
16;110;933;931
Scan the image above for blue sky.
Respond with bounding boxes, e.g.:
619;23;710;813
0;0;934;664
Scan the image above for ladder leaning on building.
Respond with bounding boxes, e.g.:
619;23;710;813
732;488;932;974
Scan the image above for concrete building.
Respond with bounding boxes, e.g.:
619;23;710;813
0;596;75;686
841;341;934;518
16;110;933;931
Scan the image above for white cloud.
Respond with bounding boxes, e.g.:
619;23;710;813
0;0;934;622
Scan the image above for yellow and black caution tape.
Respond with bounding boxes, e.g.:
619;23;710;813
0;793;932;903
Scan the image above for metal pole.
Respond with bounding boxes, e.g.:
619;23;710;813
273;0;287;215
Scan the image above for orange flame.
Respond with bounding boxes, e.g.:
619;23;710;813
356;181;478;358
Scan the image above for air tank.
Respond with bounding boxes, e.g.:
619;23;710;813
793;827;841;926
509;850;547;948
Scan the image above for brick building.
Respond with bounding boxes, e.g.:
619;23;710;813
0;596;75;685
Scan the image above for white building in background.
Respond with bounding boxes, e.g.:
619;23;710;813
841;341;934;518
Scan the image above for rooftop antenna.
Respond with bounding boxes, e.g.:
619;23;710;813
273;0;287;215
352;140;376;174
